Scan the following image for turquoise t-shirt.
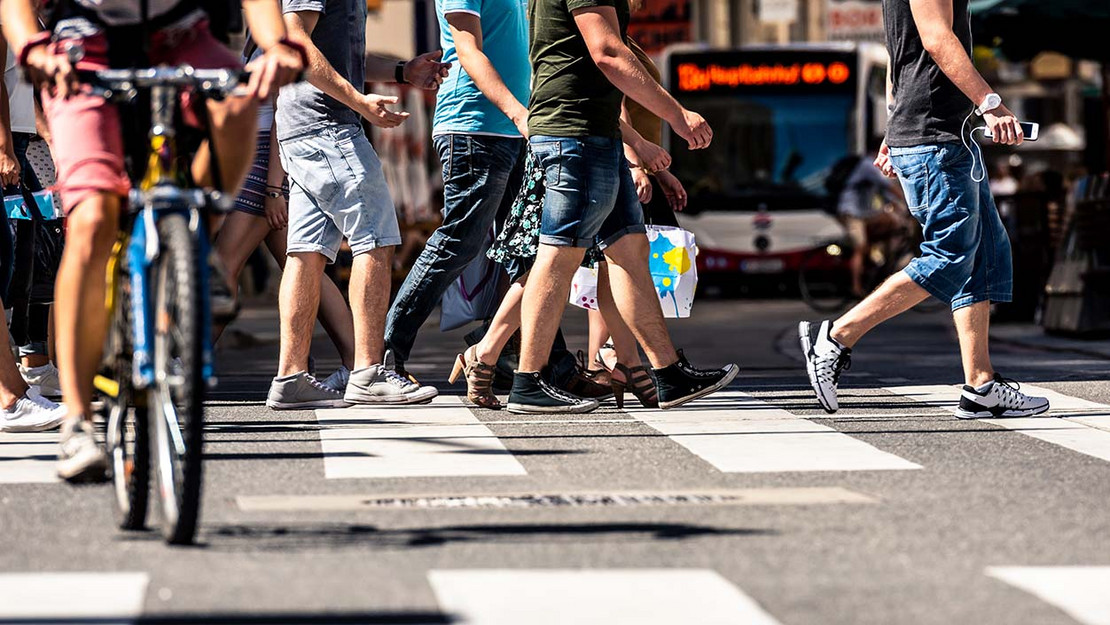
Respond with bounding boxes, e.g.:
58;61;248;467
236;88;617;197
433;0;530;137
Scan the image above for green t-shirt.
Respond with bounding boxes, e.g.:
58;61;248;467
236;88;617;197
527;0;630;138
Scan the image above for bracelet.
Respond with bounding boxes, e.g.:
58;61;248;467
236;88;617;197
17;31;52;69
395;60;408;85
275;37;309;67
265;190;284;199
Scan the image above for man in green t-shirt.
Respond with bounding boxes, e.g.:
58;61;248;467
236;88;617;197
507;0;739;414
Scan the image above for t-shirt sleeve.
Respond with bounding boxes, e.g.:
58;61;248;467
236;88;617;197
441;0;481;16
283;0;325;15
566;0;617;12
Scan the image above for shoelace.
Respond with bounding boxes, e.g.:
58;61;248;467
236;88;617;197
540;377;585;404
816;349;851;385
383;368;415;389
993;377;1026;408
306;375;340;395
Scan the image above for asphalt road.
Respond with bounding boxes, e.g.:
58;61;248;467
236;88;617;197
2;297;1109;624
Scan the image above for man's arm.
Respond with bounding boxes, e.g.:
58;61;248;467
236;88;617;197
283;10;408;127
0;33;21;187
445;12;527;136
364;52;450;91
909;0;1021;144
573;6;710;149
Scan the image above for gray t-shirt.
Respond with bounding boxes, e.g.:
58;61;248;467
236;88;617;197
277;0;366;140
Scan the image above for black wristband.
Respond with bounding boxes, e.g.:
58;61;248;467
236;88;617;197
395;61;407;85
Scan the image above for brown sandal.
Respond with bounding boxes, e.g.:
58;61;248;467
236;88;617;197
611;363;659;409
449;346;502;410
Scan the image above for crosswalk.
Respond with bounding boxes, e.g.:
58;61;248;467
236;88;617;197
0;572;148;621
987;567;1110;625
0;432;58;484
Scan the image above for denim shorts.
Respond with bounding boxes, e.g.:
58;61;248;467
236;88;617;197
529;135;646;249
279;123;401;262
890;142;1013;310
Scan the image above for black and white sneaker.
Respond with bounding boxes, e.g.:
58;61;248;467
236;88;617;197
653;350;739;410
507;372;599;414
955;374;1050;419
799;320;851;413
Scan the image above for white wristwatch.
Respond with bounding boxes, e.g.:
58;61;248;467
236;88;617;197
975;92;1002;116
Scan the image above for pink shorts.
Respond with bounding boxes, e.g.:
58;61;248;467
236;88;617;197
43;21;240;215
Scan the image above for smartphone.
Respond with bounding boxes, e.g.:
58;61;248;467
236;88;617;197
983;122;1039;141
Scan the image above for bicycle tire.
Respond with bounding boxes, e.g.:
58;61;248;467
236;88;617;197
149;213;205;546
798;245;853;314
105;267;150;531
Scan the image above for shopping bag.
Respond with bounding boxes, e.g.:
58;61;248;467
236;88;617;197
440;227;507;331
4;187;56;220
568;263;600;311
647;225;698;318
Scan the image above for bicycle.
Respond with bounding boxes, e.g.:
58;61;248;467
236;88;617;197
87;66;246;545
799;209;947;314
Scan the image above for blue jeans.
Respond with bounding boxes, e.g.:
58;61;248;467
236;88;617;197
529;135;646;249
385;134;526;364
890;143;1013;310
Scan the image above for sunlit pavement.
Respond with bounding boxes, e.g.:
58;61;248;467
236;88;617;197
2;297;1109;624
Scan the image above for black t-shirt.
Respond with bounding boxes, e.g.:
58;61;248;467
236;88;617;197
883;0;973;147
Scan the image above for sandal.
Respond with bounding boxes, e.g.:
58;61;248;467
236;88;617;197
593;342;617;373
449;346;502;410
611;363;659;409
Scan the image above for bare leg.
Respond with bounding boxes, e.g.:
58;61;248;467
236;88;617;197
601;234;677;369
596;262;642;375
348;247;393;370
0;296;29;409
212;211;273;344
55;193;121;420
193;97;259;193
277;252;326;377
587;309;609;369
830;270;930;348
474;276;526;366
953;300;995;387
518;245;588;372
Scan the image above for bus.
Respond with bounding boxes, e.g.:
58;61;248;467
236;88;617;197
663;42;890;288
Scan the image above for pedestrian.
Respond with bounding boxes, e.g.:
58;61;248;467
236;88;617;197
267;0;442;409
507;0;738;414
799;0;1049;419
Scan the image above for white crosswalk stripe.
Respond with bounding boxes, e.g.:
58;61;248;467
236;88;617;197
0;572;148;622
0;432;58;484
428;569;780;625
629;391;921;472
314;395;526;479
883;384;1110;462
987;566;1110;625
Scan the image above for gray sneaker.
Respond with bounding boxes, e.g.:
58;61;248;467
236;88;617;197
344;364;439;405
57;419;110;483
0;387;66;432
267;372;350;410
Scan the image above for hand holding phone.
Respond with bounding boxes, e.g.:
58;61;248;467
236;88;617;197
984;122;1039;142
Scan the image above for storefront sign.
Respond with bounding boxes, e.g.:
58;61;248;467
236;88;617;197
827;0;884;41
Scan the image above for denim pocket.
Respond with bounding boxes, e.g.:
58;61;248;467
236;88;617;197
893;159;930;213
288;147;340;205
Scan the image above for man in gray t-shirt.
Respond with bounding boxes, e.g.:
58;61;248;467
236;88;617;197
268;0;450;409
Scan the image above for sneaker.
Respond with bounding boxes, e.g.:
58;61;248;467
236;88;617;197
19;363;62;399
384;349;437;404
956;374;1050;419
799;320;851;413
507;371;599;414
57;419;110;483
344;363;439;405
266;372;350;410
0;387;67;432
322;365;351;393
653;350;739;410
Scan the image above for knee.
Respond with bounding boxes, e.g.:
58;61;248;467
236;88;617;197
66;194;120;255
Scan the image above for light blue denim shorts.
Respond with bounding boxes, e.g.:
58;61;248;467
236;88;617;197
278;123;401;263
890;142;1013;310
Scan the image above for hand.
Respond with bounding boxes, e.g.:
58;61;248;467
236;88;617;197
354;93;410;128
633;139;670;173
246;43;305;101
674;108;712;150
510;105;529;139
24;45;77;99
873;139;896;178
0;149;21;187
405;51;451;91
983;104;1023;146
631;167;652;204
656;170;687;212
264;189;288;231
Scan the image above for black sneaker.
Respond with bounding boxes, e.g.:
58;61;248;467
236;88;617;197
507;372;599;414
653;350;739;410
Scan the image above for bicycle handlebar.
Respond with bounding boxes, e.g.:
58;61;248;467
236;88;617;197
74;67;251;102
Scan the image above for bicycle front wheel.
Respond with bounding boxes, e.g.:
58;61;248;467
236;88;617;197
798;244;853;314
149;213;205;546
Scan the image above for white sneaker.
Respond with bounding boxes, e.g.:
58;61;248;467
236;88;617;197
956;375;1050;419
322;365;351;392
19;363;62;399
0;386;67;432
344;364;439;405
799;320;852;413
57;419;110;483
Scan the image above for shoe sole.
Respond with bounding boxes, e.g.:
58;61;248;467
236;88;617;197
267;399;351;410
57;456;110;484
658;364;740;410
0;420;64;433
798;321;838;414
345;387;440;406
506;401;599;415
955;402;1051;419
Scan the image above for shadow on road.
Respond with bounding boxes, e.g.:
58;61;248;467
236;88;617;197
0;614;453;624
